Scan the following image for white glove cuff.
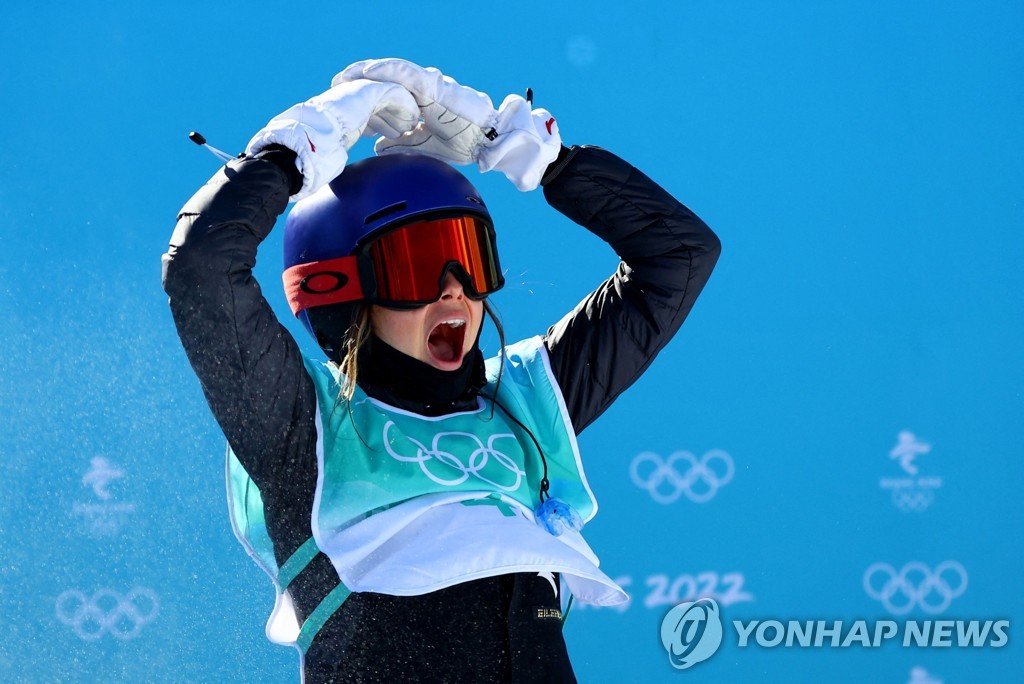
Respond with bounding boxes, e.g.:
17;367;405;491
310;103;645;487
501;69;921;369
245;103;357;202
477;96;561;192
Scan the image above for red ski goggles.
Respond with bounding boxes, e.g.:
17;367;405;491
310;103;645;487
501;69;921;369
284;215;504;314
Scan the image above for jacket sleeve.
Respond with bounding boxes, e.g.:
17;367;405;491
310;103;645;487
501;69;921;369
541;145;721;434
161;156;319;491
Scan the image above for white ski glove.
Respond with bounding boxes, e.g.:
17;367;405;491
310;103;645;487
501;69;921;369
334;59;561;192
245;79;420;201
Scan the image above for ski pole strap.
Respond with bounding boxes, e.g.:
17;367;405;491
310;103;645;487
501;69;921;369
277;537;320;591
297;582;352;654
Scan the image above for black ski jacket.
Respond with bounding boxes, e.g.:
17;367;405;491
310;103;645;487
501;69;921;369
163;145;720;683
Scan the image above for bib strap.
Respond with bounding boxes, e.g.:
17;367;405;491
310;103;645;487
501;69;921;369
277;537;320;590
297;582;353;654
277;537;353;654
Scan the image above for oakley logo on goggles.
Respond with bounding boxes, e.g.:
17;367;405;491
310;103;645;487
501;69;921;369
283;215;504;314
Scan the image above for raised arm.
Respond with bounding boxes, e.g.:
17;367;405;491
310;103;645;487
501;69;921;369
541;145;721;434
162;151;317;486
162;78;421;485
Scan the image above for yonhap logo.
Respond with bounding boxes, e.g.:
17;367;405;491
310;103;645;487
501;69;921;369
660;598;723;670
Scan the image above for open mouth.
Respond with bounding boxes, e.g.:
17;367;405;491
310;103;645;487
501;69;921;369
426;318;467;366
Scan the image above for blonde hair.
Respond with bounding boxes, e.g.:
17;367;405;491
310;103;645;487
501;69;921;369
336;304;373;402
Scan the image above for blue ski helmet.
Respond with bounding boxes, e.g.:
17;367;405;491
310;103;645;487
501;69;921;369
283;153;496;360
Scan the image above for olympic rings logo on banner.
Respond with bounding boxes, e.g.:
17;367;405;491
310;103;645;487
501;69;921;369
863;561;967;615
630;450;734;504
56;588;160;641
383;421;526;491
891;486;935;512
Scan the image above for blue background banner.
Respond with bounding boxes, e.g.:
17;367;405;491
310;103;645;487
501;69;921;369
1;2;1020;681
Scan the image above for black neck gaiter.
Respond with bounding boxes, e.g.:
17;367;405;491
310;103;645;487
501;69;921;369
355;333;488;416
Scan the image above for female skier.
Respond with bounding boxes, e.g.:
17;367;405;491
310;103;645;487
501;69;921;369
163;59;720;683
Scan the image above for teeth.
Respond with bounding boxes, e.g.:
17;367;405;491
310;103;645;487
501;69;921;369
440;319;465;328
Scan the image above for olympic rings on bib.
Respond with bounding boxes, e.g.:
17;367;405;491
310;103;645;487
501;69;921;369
383;421;526;492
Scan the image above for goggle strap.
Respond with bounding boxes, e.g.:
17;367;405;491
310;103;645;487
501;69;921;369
283;256;364;315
